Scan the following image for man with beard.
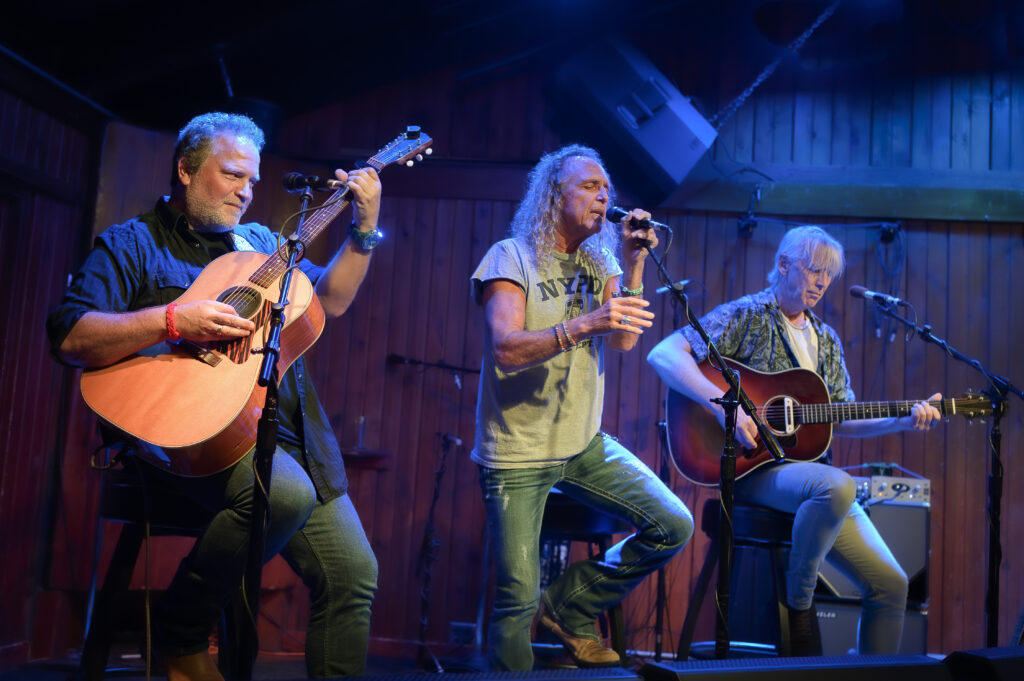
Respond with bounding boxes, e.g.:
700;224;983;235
47;113;381;680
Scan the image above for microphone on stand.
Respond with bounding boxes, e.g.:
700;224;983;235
849;285;908;307
386;353;416;365
282;172;346;193
656;279;693;295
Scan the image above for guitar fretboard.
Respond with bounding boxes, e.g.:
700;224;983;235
796;399;947;424
246;158;386;289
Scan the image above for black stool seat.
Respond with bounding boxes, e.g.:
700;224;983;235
539;489;633;663
79;463;246;680
678;497;811;660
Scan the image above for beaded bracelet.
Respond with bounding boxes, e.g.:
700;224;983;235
166;302;181;342
619;284;644;297
560;321;577;347
553;324;568;352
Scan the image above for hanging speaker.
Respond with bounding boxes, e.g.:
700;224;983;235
549;37;717;203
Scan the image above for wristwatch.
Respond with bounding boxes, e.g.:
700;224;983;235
347;222;384;251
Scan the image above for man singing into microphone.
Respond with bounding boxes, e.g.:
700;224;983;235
647;225;943;655
470;145;693;670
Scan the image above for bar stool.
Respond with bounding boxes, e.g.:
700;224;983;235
538;488;634;662
677;497;810;659
78;461;246;680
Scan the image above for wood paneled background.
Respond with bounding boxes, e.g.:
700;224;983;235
2;49;1023;667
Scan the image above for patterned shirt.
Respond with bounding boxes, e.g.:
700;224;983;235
680;287;854;404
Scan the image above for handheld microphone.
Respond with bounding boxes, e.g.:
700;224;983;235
282;172;345;193
849;285;908;307
607;206;671;233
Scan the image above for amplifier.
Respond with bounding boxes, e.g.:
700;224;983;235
853;475;931;507
817;500;930;604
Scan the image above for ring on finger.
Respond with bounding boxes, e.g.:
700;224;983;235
622;315;631;326
216;324;223;334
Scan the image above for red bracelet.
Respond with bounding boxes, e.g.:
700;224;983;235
166;302;181;342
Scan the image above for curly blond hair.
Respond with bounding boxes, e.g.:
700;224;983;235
509;144;620;278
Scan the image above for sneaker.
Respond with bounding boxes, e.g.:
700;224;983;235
538;606;620;667
786;603;823;657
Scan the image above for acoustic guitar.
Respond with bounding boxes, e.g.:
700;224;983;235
665;357;993;487
80;126;433;476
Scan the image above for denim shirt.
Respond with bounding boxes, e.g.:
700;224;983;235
680;287;855;404
46;197;349;501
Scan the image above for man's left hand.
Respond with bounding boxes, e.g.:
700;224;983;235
334;167;382;231
907;392;943;430
617;208;658;265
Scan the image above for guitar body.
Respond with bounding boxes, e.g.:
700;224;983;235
665;358;835;486
80;250;325;477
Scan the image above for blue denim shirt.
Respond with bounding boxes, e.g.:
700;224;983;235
46;197;349;500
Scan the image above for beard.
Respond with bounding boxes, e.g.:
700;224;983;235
183;186;243;233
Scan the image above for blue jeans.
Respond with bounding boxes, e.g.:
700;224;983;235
479;433;694;670
144;448;378;677
735;461;908;654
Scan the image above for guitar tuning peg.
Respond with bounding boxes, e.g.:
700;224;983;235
415;154;423;162
406;160;414;167
425;148;433;155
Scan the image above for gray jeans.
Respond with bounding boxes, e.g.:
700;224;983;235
736;461;908;654
479;433;694;670
144;447;377;677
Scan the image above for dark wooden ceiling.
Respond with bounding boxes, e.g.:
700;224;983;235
2;0;1021;135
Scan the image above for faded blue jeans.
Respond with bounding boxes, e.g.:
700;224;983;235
479;433;694;670
735;461;908;654
143;447;378;677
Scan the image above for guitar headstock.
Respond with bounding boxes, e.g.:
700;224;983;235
953;392;995;420
368;126;434;171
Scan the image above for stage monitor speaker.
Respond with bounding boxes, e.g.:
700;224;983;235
944;646;1024;681
817;501;929;604
550;38;717;204
640;655;951;681
815;600;928;655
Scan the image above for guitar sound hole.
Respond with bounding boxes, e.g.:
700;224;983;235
763;397;789;432
217;286;263;319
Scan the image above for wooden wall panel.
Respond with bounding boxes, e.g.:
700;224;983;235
0;84;100;666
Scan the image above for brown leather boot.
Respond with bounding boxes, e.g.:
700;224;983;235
163;650;224;681
538;607;620;667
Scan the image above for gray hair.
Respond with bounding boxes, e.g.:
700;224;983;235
171;112;265;187
509;144;619;276
768;225;845;286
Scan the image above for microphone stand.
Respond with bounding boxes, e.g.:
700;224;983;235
641;239;785;660
234;188;312;681
869;302;1021;647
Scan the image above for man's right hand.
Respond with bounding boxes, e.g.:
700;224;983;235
581;295;654;337
172;300;255;341
715;400;760;450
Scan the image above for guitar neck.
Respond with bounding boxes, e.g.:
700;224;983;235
802;398;947;424
247;159;388;288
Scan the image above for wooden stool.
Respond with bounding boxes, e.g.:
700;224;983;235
78;463;247;680
539;489;634;662
677;497;812;659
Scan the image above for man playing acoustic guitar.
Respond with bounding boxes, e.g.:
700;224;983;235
647;226;942;656
47;113;381;679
